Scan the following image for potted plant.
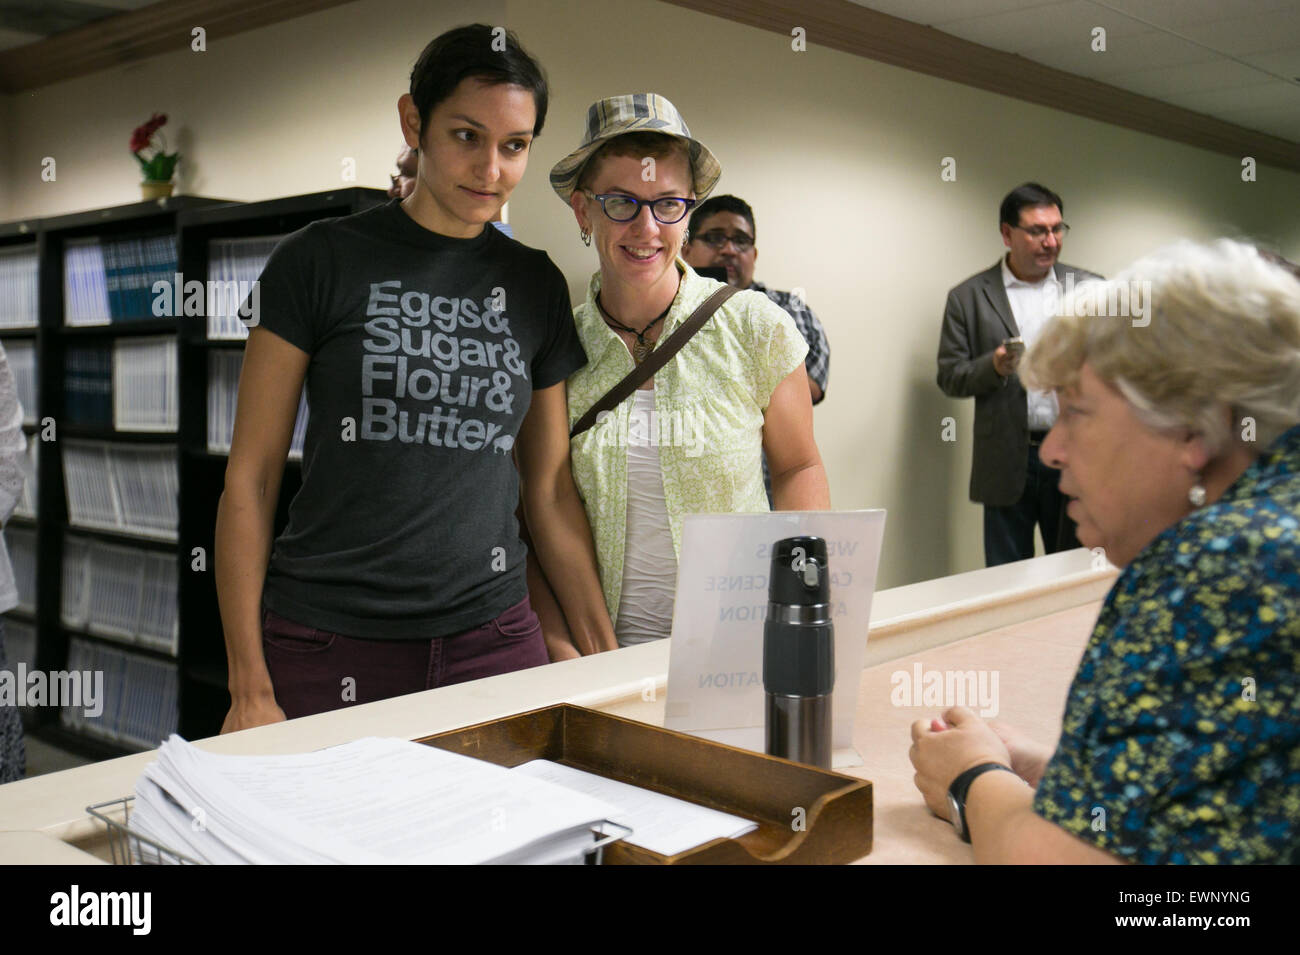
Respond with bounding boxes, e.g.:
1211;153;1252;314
131;112;180;199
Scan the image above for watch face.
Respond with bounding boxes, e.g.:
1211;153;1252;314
947;792;963;835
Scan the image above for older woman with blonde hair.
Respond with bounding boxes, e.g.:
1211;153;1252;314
528;94;829;655
910;238;1300;863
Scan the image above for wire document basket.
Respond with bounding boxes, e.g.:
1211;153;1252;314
87;797;202;865
87;796;631;865
585;820;633;865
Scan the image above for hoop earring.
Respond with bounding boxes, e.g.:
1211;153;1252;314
580;227;592;247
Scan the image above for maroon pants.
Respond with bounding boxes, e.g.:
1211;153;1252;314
262;595;548;720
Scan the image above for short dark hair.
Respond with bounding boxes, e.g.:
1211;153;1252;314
999;182;1064;229
409;24;549;138
687;194;756;243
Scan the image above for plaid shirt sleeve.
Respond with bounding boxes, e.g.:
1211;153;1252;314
754;284;830;403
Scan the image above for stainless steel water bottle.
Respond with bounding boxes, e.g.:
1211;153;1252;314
763;536;834;769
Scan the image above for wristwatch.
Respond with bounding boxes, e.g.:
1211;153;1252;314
947;762;1015;843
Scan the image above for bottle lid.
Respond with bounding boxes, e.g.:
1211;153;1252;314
768;536;830;606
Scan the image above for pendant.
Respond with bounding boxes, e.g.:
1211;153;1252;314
633;340;653;364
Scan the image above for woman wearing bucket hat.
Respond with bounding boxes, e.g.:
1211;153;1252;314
540;93;830;651
216;25;615;730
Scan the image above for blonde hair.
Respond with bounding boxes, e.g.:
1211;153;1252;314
1022;239;1300;454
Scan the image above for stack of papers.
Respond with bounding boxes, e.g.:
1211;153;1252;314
513;761;757;856
132;736;621;864
131;737;760;864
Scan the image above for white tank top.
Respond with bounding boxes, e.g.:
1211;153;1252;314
614;389;678;646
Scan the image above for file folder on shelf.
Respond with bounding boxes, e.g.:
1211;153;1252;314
2;616;39;715
208;349;307;458
206;350;241;453
2;616;36;672
65;343;114;428
419;704;873;865
6;340;37;424
113;336;178;432
63;440;178;540
64;234;178;325
63;637;178;750
207;235;284;340
61;533;178;655
63;238;111;327
0;244;39;329
7;525;36;614
14;440;37;519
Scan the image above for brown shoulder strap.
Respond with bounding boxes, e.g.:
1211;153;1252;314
570;284;738;440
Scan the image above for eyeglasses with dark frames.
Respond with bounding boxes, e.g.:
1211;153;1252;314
692;230;755;252
581;190;696;224
1013;223;1070;239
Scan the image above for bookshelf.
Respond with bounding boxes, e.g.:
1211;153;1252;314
1;216;46;738
0;189;387;757
25;196;227;758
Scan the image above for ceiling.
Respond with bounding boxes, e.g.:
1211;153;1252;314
1;0;1297;144
0;0;157;50
848;0;1300;143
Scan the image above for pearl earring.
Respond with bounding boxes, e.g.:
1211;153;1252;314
1188;481;1207;507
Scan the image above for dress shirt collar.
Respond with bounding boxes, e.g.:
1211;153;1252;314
1001;254;1058;289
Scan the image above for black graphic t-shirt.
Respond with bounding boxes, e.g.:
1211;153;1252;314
255;200;586;639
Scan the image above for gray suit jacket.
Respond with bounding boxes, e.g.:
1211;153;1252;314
936;260;1101;506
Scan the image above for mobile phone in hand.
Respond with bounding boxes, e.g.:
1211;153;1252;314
1002;337;1025;357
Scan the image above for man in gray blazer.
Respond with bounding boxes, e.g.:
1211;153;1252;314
937;183;1101;566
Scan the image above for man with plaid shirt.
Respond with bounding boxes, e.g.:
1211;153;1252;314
684;196;830;502
684;195;830;404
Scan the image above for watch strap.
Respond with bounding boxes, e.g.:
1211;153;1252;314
948;762;1015;843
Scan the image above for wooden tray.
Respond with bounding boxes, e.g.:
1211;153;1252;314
418;703;872;865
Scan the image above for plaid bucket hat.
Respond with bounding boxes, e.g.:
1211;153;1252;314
549;93;722;203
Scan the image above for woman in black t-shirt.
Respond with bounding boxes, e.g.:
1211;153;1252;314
215;24;613;732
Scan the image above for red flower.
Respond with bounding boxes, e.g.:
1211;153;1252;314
130;113;168;153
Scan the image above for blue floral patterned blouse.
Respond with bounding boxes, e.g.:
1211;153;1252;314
1034;423;1300;863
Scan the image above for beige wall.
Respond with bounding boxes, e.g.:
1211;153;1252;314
3;0;500;214
5;0;1300;587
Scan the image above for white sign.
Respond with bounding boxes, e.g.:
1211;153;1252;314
663;510;886;767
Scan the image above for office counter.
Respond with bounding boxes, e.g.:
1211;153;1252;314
0;549;1114;864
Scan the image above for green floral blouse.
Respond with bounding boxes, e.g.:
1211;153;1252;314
1034;424;1300;863
566;261;807;623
